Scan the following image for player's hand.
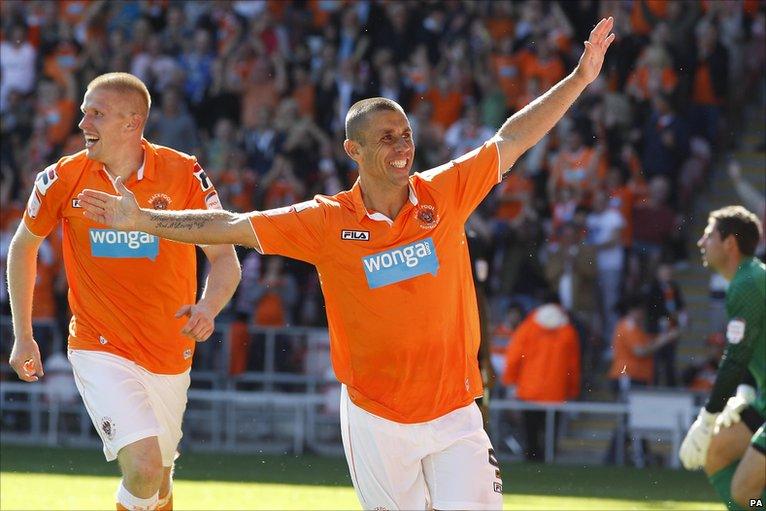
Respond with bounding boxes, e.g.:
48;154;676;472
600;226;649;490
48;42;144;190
9;338;44;382
679;408;718;470
78;177;141;230
714;385;756;433
574;17;616;85
176;303;215;342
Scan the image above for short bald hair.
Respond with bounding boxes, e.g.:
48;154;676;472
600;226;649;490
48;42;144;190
345;97;405;144
86;72;151;118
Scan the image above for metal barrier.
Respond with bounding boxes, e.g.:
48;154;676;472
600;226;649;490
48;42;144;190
1;318;696;466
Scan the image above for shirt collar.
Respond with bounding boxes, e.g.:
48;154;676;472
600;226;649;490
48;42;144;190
350;178;419;224
94;139;153;181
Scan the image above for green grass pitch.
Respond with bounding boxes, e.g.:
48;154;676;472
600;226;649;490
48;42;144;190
0;444;723;510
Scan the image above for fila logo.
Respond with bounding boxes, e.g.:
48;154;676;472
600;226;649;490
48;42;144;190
341;230;370;241
72;199;81;208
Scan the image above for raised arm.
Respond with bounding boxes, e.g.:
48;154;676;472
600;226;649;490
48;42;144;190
495;17;615;172
78;177;260;249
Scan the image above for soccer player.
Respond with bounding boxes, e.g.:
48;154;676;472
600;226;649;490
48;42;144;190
79;19;615;509
7;73;241;511
679;206;765;510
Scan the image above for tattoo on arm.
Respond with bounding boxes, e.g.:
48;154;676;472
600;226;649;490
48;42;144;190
149;212;212;230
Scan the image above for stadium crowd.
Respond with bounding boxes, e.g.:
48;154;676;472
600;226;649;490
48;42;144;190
1;0;764;395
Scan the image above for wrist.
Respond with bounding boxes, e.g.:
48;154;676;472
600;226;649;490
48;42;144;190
699;408;718;424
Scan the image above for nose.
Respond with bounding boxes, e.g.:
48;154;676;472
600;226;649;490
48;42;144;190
394;135;410;153
78;115;88;131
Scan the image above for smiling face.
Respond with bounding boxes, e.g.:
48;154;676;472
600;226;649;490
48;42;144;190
348;109;415;190
78;87;141;163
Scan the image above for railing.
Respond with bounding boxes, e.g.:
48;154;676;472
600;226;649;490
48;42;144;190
1;319;694;466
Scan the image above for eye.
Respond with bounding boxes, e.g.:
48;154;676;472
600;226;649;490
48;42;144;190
382;135;393;143
403;132;412;140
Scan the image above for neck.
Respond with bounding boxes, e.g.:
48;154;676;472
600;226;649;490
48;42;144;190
720;254;746;281
358;177;409;220
104;140;144;180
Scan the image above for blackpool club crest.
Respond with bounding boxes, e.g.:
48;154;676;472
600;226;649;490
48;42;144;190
416;204;439;229
148;193;172;210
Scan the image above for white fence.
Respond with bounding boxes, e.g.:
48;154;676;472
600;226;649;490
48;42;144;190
0;321;696;466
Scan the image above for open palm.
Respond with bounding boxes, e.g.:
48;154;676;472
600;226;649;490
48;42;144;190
78;177;141;230
575;17;616;85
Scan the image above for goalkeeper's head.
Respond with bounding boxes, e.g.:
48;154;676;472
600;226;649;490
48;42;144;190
709;205;762;257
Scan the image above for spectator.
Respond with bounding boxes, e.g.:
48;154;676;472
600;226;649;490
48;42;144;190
586;189;626;351
608;295;679;396
689;21;728;146
145;88;200;155
630;175;680;285
645;261;687;387
0;24;36;113
444;103;494;159
502;303;580;461
682;333;726;392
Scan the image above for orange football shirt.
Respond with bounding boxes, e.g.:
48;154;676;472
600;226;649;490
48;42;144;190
23;139;222;374
249;141;502;423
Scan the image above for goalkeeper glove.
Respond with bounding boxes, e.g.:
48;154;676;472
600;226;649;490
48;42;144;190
714;384;757;433
679;408;718;470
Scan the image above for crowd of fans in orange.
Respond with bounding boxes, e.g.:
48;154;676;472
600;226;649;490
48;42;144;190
1;0;764;398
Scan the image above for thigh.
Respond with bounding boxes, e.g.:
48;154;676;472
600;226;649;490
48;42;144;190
145;369;190;466
424;403;503;510
706;420;752;474
68;350;161;462
731;427;766;506
340;385;429;510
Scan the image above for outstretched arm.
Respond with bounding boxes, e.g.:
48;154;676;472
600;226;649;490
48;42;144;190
495;17;615;172
78;177;260;249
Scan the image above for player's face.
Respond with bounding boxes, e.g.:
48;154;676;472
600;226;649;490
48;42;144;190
357;109;415;189
78;88;132;163
698;219;725;270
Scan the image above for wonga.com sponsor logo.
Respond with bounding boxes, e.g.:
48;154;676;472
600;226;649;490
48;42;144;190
361;237;439;289
89;229;160;260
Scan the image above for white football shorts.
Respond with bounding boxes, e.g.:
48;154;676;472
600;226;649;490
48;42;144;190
340;385;503;510
68;349;190;466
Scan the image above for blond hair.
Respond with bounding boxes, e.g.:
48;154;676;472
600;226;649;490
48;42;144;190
86;72;151;118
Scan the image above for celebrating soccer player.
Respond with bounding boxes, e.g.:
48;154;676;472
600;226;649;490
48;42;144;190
7;73;241;511
679;206;765;510
78;18;615;510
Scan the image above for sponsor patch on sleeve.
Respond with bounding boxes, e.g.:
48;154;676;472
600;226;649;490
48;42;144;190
726;318;746;344
27;190;42;218
34;165;59;196
205;191;222;210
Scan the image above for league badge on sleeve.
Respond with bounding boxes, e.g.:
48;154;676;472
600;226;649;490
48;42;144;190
726;318;746;344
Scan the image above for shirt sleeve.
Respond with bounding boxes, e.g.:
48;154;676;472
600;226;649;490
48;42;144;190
705;279;764;413
418;140;502;221
182;161;223;211
247;198;326;265
22;163;67;238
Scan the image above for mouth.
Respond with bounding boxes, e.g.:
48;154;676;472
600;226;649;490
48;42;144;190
84;134;100;148
388;158;409;171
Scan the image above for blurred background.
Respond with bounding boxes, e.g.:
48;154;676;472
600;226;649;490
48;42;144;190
0;0;764;474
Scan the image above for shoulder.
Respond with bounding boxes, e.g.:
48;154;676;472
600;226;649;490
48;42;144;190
147;141;197;170
34;151;91;192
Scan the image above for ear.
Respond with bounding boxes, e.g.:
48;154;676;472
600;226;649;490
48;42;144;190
343;139;361;162
125;113;143;131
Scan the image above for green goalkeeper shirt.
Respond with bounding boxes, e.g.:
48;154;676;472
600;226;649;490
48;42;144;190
705;257;766;415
